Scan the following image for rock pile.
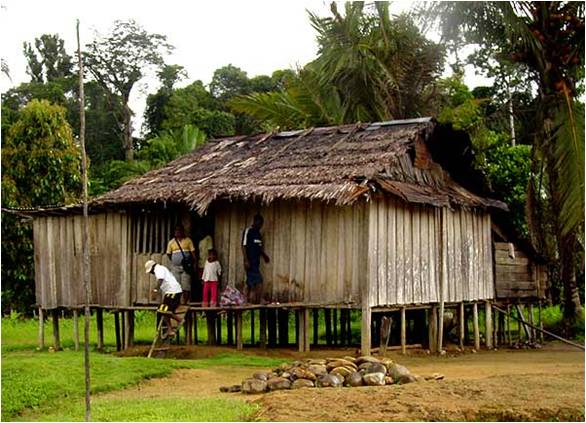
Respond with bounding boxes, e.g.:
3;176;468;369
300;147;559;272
222;356;444;394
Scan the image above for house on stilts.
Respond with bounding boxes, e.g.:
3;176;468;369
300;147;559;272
13;117;548;354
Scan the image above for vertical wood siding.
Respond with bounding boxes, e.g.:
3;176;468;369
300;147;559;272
33;211;132;308
366;198;494;307
214;199;367;304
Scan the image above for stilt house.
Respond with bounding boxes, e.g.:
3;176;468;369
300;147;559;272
17;118;548;353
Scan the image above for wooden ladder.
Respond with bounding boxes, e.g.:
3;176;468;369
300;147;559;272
147;305;189;358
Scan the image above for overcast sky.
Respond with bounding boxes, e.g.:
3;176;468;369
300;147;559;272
1;0;491;135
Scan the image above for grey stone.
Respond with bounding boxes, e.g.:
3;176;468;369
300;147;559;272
345;371;364;387
398;374;418;384
267;377;292;390
326;359;357;371
388;363;411;380
317;373;343;388
363;362;387;375
241;378;267;394
291;379;315;389
291;367;317;381
355;356;380;365
252;372;269;381
220;385;241;393
363;372;386;386
308;364;328;376
330;366;353;378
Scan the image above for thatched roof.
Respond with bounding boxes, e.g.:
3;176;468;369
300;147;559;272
92;118;506;214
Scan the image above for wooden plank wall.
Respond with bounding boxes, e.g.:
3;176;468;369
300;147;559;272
214;199;367;304
33;212;132;308
494;242;546;299
366;198;494;307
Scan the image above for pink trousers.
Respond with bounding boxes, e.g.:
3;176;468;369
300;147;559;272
202;281;218;306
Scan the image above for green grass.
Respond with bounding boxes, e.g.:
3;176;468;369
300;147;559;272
1;345;284;421
13;397;258;422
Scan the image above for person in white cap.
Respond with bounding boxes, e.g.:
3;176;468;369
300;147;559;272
145;259;183;337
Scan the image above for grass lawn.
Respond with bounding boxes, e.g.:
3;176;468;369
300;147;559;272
1;346;283;421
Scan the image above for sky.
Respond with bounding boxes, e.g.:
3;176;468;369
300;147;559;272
0;0;492;136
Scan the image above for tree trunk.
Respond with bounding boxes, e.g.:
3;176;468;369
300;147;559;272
123;102;134;161
560;232;582;329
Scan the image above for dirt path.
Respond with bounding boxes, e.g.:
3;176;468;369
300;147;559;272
102;344;585;421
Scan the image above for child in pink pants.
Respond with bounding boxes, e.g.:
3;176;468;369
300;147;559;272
202;249;222;307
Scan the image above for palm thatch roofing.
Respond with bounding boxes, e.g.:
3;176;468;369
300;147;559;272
91;117;506;214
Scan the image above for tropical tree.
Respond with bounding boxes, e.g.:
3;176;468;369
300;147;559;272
232;2;445;128
84;20;173;160
1;99;82;314
427;1;584;329
23;34;73;83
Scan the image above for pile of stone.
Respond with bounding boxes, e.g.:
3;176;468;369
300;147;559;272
220;356;444;394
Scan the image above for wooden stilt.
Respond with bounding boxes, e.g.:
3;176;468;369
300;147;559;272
278;309;289;346
52;309;61;351
73;309;80;351
206;312;216;345
250;310;255;345
298;308;310;352
438;303;445;354
485;301;493;349
517;303;523;341
538;301;544;343
186;311;193;345
121;310;127;349
361;306;371;356
114;311;121;351
260;309;267;348
38;307;45;350
267;309;277;347
400;307;407;355
473;302;480;351
312;309;319;345
227;311;234;345
340;309;347;345
459;303;465;350
346;310;352;345
127;310;134;347
325;309;332;346
235;311;243;350
428;306;438;353
294;311;299;346
96;308;104;351
528;304;535;342
506;304;511;345
193;311;198;344
333;309;338;345
216;313;222;344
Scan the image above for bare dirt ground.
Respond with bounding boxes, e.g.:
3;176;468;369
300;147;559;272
112;343;584;421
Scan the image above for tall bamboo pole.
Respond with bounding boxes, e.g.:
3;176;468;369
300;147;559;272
77;20;91;422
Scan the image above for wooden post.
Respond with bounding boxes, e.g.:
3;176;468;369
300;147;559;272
114;311;121;351
506;304;511;345
278;309;289;346
485;301;493;349
312;309;319;345
121;310;126;349
517;303;523;341
235;311;243;351
96;308;104;351
400;307;407;355
361;306;371;356
216;313;222;344
346;310;352;345
333;309;338;345
192;311;198;344
227;311;234;345
294;311;300;346
52;309;61;351
473;302;480;351
428;306;438;353
438;208;447;354
459;302;465;350
250;310;255;345
267;309;277;347
128;310;134;347
340;309;347;345
38;307;45;350
298;308;311;352
260;309;267;348
528;303;535;342
538;301;544;343
325;309;332;346
185;311;193;345
206;312;216;345
73;309;80;351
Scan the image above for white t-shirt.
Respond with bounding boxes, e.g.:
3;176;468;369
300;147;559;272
154;264;182;294
202;260;222;282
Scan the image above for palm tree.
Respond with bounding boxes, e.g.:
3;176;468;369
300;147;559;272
427;1;584;328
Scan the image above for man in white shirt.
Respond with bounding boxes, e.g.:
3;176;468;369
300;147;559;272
145;260;183;337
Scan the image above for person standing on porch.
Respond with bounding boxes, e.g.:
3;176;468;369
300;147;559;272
145;260;183;337
166;224;196;304
241;214;270;304
202;248;222;307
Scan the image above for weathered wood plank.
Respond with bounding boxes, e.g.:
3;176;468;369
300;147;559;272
395;201;405;304
377;198;388;306
412;205;421;304
387;198;397;305
367;201;378;307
